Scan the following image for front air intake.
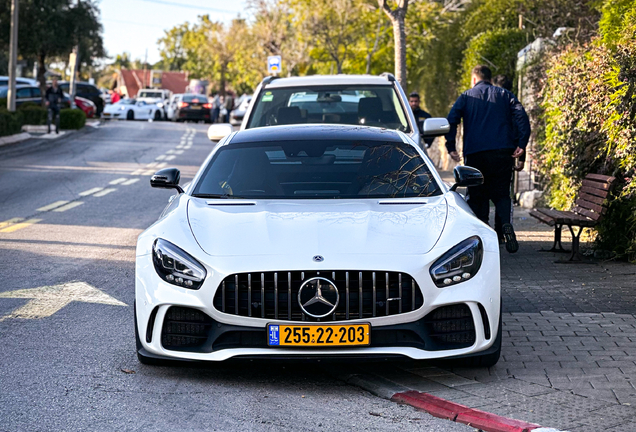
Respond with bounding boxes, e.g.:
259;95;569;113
423;304;476;350
161;307;213;351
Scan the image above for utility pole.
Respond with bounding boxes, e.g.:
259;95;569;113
69;0;81;109
7;0;19;112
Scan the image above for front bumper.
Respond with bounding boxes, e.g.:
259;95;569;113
135;253;500;362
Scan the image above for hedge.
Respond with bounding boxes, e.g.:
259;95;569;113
59;108;86;130
537;11;636;260
0;110;22;137
461;28;527;91
19;105;47;126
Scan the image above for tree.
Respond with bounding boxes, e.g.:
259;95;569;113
378;0;409;90
157;23;191;71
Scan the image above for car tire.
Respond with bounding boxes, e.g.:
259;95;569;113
134;301;168;366
127;110;135;121
154;110;162;121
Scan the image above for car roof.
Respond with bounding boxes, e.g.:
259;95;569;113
229;124;404;144
264;75;394;89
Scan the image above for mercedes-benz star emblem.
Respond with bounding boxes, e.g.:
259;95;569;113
298;277;339;318
313;255;324;262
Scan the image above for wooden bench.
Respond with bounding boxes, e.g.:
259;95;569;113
530;174;616;262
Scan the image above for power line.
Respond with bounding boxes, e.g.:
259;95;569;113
102;18;168;29
131;0;238;14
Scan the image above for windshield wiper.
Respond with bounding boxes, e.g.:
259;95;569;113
192;193;245;199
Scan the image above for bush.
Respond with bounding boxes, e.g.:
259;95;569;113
59;108;86;130
0;110;23;137
19;105;47;126
538;32;636;260
461;28;528;91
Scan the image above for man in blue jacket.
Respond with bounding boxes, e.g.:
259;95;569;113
445;65;530;253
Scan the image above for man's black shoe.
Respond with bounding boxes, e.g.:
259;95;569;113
502;223;518;253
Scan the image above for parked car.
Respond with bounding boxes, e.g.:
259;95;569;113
0;76;39;87
137;89;171;119
165;93;183;121
173;94;212;123
99;88;112;105
57;81;105;115
75;96;96;118
136;123;501;366
0;85;44;107
229;95;252;126
102;98;163;121
226;74;436;148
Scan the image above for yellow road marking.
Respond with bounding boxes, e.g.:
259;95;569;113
109;178;127;185
0;218;42;233
37;201;69;212
0;218;25;229
53;201;84;212
79;187;104;196
122;178;139;186
93;188;117;197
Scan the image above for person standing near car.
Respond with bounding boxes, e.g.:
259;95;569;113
210;91;220;123
408;92;434;148
445;65;530;253
45;77;64;134
223;91;234;123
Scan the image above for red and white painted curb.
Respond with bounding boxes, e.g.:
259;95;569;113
391;390;567;432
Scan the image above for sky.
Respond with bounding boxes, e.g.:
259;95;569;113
98;0;248;65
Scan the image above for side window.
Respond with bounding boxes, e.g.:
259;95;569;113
16;88;31;98
31;87;41;98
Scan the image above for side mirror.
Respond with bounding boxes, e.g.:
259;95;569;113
150;168;184;193
422;118;450;137
207;123;233;141
450;166;483;191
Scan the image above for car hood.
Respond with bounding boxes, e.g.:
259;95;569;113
187;197;447;257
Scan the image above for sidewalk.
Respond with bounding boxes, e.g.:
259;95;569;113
340;179;636;431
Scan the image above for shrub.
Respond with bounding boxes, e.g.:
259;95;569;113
19;105;47;126
538;34;636;260
59;108;86;130
461;28;527;92
0;110;23;137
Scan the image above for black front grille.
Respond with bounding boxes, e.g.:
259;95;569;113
161;307;214;351
213;270;424;322
423;304;476;349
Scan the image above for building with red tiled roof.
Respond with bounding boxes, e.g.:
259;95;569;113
116;69;189;98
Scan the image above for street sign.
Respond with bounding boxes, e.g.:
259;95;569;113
267;56;282;75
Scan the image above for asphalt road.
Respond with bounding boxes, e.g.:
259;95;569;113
0;121;471;432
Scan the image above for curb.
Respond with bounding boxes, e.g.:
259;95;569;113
0;132;30;147
392;391;541;432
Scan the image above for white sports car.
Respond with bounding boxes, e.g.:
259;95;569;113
135;123;501;366
102;98;163;121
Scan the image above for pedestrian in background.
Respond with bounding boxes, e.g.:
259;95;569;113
210;91;220;123
445;65;531;253
223;91;234;123
45;77;64;134
408;92;434;148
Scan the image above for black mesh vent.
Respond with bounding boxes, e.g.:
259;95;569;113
423;304;476;349
161;307;213;351
213;270;424;322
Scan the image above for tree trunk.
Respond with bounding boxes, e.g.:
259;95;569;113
391;15;407;91
219;66;226;98
38;52;47;107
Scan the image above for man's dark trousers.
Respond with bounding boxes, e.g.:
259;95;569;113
464;149;514;229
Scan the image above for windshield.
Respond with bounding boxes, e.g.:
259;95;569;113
192;140;440;199
247;86;410;132
182;94;206;103
139;91;163;98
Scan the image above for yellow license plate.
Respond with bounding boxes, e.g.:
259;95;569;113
267;323;370;347
191;105;201;109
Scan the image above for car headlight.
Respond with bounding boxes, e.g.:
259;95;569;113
152;239;206;289
119;106;126;111
157;103;163;108
430;236;483;287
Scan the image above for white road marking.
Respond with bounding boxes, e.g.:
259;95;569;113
156;162;168;168
0;218;24;229
109;177;127;185
155;155;166;161
174;150;184;154
143;170;155;175
0;281;127;322
0;218;41;233
122;178;139;186
53;201;84;212
131;169;144;175
165;155;176;161
145;162;158;168
79;187;104;196
37;201;70;212
93;188;117;197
